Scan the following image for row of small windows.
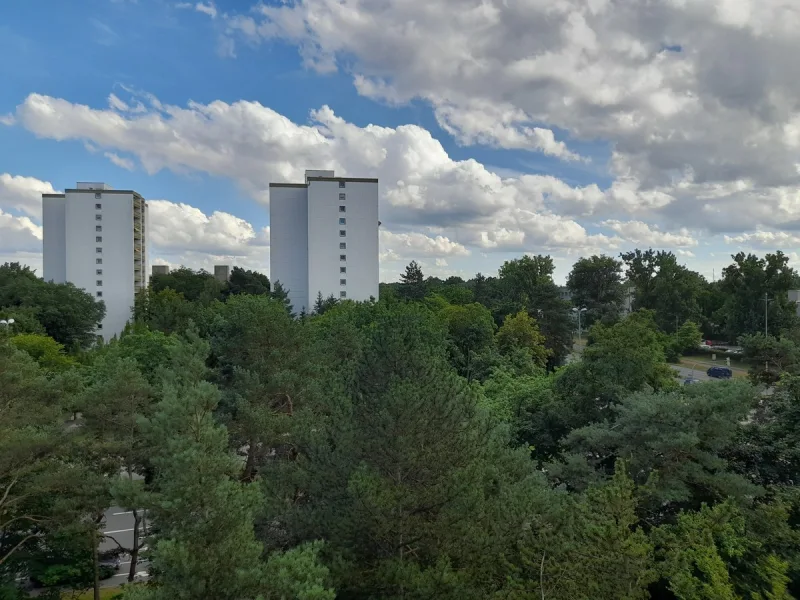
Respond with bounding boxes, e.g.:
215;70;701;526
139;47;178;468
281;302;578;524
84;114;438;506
96;202;103;298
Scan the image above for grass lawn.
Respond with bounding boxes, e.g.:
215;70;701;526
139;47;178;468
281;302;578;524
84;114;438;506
63;587;124;600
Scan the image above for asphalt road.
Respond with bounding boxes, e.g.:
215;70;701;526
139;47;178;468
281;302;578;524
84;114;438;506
100;506;149;586
671;364;711;382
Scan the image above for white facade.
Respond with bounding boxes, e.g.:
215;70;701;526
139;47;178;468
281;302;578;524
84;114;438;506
43;182;148;341
269;170;379;313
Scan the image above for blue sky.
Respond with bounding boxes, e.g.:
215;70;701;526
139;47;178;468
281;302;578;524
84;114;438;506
1;0;798;283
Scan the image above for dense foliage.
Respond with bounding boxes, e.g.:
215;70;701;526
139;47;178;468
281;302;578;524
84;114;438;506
2;250;800;599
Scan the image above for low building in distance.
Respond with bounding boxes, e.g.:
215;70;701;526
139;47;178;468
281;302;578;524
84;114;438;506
214;265;231;282
152;264;170;276
269;170;379;314
43;182;148;341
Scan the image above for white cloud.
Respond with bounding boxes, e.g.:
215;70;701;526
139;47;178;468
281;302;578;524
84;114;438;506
600;220;698;248
0;114;15;126
724;230;800;248
104;152;135;171
0;173;58;219
224;0;800;226
379;230;469;262
195;2;217;18
15;91;660;259
0;209;42;252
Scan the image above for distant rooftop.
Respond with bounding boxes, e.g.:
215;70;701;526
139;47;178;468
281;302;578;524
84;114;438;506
76;182;114;191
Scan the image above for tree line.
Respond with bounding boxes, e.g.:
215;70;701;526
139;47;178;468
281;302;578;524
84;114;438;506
1;249;799;599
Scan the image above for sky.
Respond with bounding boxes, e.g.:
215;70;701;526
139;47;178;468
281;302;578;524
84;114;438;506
1;0;800;284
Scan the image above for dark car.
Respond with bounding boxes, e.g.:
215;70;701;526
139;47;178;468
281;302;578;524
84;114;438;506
707;366;733;379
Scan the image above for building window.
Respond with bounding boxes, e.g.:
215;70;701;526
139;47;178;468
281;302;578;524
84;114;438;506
339;242;346;250
95;193;101;200
97;323;103;329
96;236;102;243
340;266;346;273
339;193;346;200
96;225;102;232
340;291;347;298
339;181;345;188
339;230;346;237
96;258;102;265
96;269;103;275
96;280;103;286
96;247;102;253
340;279;347;285
96;291;103;298
339;218;346;225
340;254;346;261
96;214;102;221
339;205;346;212
95;203;102;209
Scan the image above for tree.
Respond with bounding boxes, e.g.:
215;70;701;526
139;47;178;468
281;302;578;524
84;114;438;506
133;332;266;600
718;251;799;341
270;281;295;317
500;462;656;600
262;541;335;600
399;260;425;301
212;295;308;481
133;288;197;335
566;255;625;326
439;302;496;381
498;256;573;367
739;333;800;384
557;381;761;517
620;250;706;333
226;267;270;297
667;320;703;361
312;291;339;316
0;262;105;349
149;267;225;304
495;311;551;370
9;333;77;372
79;357;154;581
263;304;540;598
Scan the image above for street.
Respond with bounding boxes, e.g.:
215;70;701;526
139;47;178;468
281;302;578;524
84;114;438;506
670;364;711;382
100;506;149;586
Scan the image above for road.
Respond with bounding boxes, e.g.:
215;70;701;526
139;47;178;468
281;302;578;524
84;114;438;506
100;506;149;586
671;364;711;382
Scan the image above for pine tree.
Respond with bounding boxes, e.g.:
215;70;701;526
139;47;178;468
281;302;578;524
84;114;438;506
399;260;426;301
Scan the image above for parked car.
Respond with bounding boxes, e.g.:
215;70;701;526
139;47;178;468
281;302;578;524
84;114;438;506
684;377;701;385
707;366;733;379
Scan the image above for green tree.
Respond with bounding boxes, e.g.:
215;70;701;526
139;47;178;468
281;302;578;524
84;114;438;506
667;320;703;361
133;288;197;335
150;266;225;304
264;304;539;598
498;256;573;367
9;333;77;372
399;260;425;301
557;381;761;516
495;311;551;370
439;302;496;381
212;295;308;481
566;255;625;326
226;267;270;297
621;249;706;333
132;333;265;600
718;251;799;341
262;541;335;600
500;462;656;600
739;333;800;385
0;262;105;349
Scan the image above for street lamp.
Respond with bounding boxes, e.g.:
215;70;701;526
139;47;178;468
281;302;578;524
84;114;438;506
572;307;587;342
0;318;15;326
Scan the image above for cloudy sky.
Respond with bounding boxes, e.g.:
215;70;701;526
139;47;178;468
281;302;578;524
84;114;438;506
1;0;799;283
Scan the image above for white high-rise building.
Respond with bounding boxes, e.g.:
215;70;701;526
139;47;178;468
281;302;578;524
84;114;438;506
43;182;148;341
269;170;379;314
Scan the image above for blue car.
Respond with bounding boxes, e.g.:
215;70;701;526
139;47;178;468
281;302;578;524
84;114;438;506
707;366;733;379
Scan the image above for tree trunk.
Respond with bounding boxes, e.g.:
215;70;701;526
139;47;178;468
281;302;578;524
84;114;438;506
92;529;100;600
129;509;141;582
242;438;257;482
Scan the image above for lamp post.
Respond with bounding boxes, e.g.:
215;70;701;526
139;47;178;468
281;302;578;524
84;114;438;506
572;307;587;342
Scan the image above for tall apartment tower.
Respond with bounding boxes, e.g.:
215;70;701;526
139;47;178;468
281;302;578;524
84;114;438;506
269;170;379;314
43;182;148;341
